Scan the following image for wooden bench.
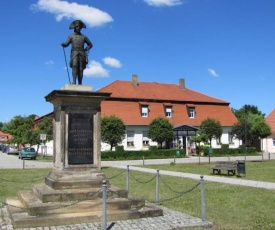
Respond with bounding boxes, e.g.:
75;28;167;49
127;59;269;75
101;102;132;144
212;161;238;176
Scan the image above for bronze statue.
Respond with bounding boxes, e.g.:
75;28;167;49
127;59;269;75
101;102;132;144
61;20;93;85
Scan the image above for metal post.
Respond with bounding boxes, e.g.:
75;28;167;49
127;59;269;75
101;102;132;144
200;176;206;221
262;152;264;162
102;180;107;230
269;152;271;161
23;159;25;169
174;156;176;164
143;156;145;165
156;169;160;206
126;165;130;196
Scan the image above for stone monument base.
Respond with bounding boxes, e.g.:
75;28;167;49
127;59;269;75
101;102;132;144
5;87;163;228
5;170;163;228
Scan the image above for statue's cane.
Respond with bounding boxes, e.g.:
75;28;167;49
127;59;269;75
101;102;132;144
62;47;71;84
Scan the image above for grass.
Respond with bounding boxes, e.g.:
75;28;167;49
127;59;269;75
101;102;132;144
0;168;51;205
102;166;275;229
1;163;275;229
36;155;53;162
142;160;275;183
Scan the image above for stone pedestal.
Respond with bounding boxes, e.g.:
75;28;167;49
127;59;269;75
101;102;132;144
44;85;111;189
5;85;163;228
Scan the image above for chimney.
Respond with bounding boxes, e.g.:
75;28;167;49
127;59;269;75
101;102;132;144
132;74;138;86
179;78;185;89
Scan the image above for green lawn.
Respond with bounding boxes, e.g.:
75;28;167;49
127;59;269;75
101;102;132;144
1;164;275;229
142;160;275;183
102;163;275;229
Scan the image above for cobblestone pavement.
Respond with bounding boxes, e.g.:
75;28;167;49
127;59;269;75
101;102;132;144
0;206;213;230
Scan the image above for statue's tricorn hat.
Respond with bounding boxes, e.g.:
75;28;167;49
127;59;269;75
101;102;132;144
69;20;86;29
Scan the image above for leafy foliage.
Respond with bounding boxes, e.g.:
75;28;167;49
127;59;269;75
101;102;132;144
148;117;173;148
232;104;265;120
7;115;37;145
101;115;126;151
200;118;222;147
37;117;53;141
232;113;271;146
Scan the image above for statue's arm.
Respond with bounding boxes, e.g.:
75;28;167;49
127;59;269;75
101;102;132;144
84;37;93;51
61;36;71;47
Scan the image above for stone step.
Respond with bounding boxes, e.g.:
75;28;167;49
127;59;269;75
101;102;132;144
15;191;145;216
31;183;127;202
8;200;163;228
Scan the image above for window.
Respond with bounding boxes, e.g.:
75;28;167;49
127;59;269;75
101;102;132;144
273;138;275;147
188;108;195;118
127;131;134;147
141;106;148;117
142;131;149;146
165;106;172;118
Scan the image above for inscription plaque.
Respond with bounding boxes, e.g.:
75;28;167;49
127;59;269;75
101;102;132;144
68;113;93;164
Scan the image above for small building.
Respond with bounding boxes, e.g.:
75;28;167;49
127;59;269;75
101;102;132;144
0;131;12;144
98;75;239;152
263;109;275;153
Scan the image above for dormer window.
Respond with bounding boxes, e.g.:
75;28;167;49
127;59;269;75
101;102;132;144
140;104;149;117
188;108;195;118
165;106;172;118
187;104;195;119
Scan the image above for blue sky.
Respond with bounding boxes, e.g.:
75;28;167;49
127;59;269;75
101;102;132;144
1;0;275;122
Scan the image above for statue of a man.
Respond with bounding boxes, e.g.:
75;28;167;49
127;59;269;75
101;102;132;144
61;20;93;85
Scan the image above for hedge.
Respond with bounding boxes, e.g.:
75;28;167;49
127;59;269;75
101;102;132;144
101;148;185;160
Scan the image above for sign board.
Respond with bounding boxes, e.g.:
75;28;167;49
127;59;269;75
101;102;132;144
68;113;94;165
40;134;46;141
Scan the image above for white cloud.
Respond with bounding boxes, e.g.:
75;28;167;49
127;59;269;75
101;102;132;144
84;61;109;77
144;0;183;7
45;60;54;65
103;57;122;68
208;68;219;77
31;0;113;27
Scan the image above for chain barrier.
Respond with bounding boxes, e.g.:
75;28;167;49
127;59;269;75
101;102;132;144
160;181;200;204
0;177;45;183
129;171;156;184
105;169;125;180
160;175;199;194
106;187;149;204
107;168;202;205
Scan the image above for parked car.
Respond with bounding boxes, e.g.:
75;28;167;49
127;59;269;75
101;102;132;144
2;145;9;153
0;144;5;151
19;147;37;160
7;146;19;155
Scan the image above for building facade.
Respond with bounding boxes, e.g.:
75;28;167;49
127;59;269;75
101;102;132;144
263;109;275;153
0;131;12;144
98;75;239;152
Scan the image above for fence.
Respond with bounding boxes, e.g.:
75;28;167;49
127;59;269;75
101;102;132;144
0;167;206;230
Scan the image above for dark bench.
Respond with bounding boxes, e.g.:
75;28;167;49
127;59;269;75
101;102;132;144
212;161;238;176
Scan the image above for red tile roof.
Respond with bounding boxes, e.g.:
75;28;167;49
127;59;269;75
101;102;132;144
98;80;229;104
98;80;238;126
265;109;275;134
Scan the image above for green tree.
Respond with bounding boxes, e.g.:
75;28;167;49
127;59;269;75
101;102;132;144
38;117;53;141
232;104;265;120
7;115;37;145
148;117;173;149
232;113;271;147
191;130;208;149
101;115;126;151
200;118;222;147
